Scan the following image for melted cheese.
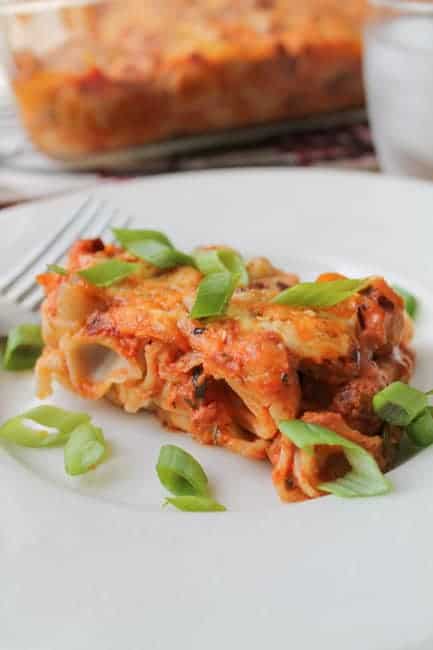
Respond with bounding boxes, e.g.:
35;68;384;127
36;238;412;502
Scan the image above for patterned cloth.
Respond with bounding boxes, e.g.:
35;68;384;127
166;122;377;172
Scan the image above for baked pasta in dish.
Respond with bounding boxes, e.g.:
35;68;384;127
10;0;366;159
36;237;414;502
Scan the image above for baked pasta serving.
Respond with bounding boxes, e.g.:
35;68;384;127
9;0;366;159
36;232;415;502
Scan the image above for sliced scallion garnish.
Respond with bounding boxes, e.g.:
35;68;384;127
112;228;173;247
78;259;138;287
407;408;433;447
156;444;209;496
47;264;67;276
279;420;392;498
191;248;248;319
112;228;193;270
164;496;227;512
126;239;193;270
190;271;239;320
64;423;106;476
373;382;428;426
272;277;369;308
156;444;226;511
0;405;90;447
393;285;418;319
3;324;43;371
194;249;248;287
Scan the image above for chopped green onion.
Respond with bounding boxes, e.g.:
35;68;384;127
47;264;67;276
393;285;418;319
194;249;248;287
64;423;106;476
191;271;239;320
156;444;209;496
125;239;194;270
272;277;369;308
191;247;247;319
0;405;90;447
407;408;433;447
78;259;138;287
279;420;392;498
3;324;43;371
21;405;91;432
112;228;173;248
112;228;193;270
373;381;428;426
163;496;226;512
156;444;226;511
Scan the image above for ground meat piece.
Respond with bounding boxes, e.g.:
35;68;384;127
330;372;386;436
330;347;414;436
299;373;335;412
357;279;405;354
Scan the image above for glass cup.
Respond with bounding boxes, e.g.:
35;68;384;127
364;0;433;179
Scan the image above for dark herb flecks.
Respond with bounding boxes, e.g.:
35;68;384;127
192;365;207;400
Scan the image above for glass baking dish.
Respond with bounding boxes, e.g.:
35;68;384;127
0;0;367;170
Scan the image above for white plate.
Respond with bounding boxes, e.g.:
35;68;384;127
1;169;433;650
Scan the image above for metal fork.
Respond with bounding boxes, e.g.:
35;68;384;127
0;196;131;317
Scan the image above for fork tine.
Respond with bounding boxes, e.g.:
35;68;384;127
21;202;122;312
10;198;110;304
21;287;45;314
3;202;99;305
0;196;93;294
47;201;117;267
86;202;119;240
24;214;133;314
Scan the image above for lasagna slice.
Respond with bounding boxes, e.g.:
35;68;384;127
36;239;414;502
